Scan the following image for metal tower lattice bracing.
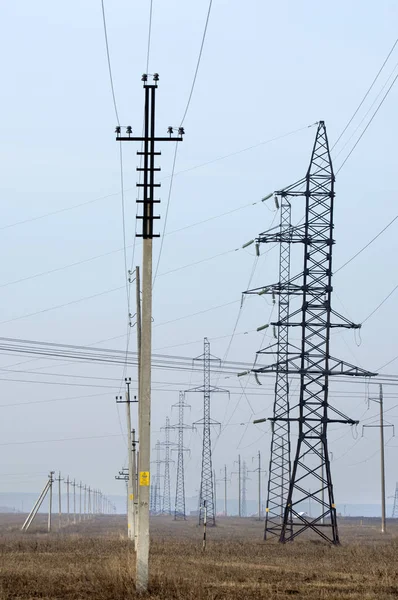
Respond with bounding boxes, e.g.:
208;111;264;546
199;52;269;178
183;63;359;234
170;392;192;520
187;338;226;526
160;416;174;515
250;197;293;539
250;122;375;544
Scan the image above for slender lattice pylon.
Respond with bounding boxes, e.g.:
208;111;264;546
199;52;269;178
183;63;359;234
170;392;193;520
251;122;375;544
186;338;227;526
160;416;175;515
247;197;293;539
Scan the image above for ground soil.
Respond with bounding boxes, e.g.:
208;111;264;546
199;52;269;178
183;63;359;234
0;513;397;599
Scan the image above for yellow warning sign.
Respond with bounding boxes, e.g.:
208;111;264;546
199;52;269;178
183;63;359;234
140;471;150;486
265;507;269;513
129;494;134;500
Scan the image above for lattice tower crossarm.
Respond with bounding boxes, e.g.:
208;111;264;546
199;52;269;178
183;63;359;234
252;121;376;544
256;197;293;540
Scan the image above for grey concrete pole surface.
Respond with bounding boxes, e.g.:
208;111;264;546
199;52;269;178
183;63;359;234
238;455;241;517
66;476;70;525
126;387;135;541
132;428;138;548
380;384;386;534
79;482;82;522
213;470;217;516
48;471;54;532
258;451;261;521
224;465;227;517
22;480;51;531
73;479;76;524
136;239;152;593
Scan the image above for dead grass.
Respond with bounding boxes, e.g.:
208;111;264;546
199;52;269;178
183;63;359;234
0;514;397;599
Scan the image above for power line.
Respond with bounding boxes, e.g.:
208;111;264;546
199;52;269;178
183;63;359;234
100;0;120;123
362;282;398;325
0;433;125;447
146;0;154;74
336;70;398;174
332;37;398;150
180;0;213;126
334;214;398;274
0;285;124;325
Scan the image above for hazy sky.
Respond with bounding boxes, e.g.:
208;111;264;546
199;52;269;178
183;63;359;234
0;0;397;512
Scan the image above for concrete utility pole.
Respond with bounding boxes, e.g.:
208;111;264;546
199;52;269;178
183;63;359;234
213;469;217;516
132;428;138;544
116;378;136;541
135;265;141;542
22;475;52;532
65;475;70;525
220;465;229;517
48;471;54;532
54;472;63;530
71;479;76;524
116;73;183;592
250;451;267;521
363;384;392;534
79;481;83;522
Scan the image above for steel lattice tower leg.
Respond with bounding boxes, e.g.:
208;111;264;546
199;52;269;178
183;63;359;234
187;338;226;526
248;121;375;544
162;417;172;515
264;198;292;539
171;392;192;520
154;440;162;515
199;339;215;525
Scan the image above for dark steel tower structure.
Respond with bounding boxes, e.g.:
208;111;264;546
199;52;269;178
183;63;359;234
251;122;375;543
247;197;293;539
187;338;226;526
171;392;192;520
160;416;174;515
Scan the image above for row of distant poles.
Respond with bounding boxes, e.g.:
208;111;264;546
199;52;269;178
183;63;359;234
116;339;267;525
21;471;114;532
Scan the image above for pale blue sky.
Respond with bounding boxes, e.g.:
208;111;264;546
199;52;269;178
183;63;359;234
0;0;397;511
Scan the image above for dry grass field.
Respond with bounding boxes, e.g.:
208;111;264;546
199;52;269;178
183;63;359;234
0;513;397;599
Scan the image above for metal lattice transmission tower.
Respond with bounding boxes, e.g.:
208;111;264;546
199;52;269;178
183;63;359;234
392;483;398;518
187;338;227;526
152;440;162;515
160;416;175;515
170;392;193;520
251;121;375;544
247;196;293;539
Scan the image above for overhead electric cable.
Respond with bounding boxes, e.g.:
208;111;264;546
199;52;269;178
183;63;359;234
180;0;213;126
336;70;398;173
332;37;398;150
334;214;398;274
362;282;398;325
146;0;154;74
100;0;120;123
